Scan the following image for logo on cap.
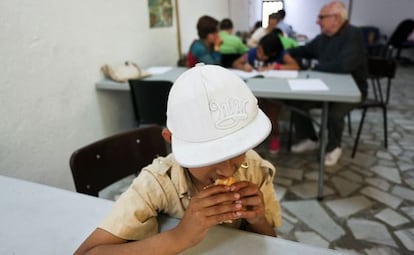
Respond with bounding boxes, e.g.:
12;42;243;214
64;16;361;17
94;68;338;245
210;97;249;130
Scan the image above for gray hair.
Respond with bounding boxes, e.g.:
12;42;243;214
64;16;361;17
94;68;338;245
327;1;348;20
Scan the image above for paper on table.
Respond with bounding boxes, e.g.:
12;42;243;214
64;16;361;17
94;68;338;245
262;70;298;78
288;79;329;91
230;69;298;80
229;69;263;80
145;66;173;75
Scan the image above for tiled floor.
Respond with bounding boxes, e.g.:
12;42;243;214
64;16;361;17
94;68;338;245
254;64;414;254
104;64;414;254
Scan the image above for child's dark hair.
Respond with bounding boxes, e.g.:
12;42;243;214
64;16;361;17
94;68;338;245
197;15;219;39
259;31;283;61
220;18;233;30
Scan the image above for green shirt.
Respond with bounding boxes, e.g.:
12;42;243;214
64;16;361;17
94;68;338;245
219;31;249;54
279;35;298;50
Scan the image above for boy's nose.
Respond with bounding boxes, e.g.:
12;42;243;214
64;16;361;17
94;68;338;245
216;160;235;177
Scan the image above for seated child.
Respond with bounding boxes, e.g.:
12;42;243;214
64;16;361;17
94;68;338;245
74;64;282;255
233;31;300;154
218;18;250;69
187;16;222;67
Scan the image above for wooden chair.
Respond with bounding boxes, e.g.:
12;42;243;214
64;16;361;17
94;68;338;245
69;125;167;197
351;57;397;158
129;79;173;126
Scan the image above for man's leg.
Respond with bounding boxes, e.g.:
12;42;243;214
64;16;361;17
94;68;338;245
290;101;319;142
326;102;357;152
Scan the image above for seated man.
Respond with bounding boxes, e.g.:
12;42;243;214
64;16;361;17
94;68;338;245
287;0;368;166
187;15;222;67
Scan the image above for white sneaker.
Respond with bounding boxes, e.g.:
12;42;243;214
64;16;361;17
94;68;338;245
324;147;342;167
291;139;319;153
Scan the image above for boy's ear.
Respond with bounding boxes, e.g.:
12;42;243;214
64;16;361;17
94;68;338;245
161;128;172;144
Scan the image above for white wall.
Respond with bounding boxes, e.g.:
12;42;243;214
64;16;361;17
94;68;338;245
0;0;229;190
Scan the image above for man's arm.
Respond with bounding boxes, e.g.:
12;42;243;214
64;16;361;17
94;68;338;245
288;36;319;61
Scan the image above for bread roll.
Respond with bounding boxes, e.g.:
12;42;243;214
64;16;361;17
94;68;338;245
214;176;237;186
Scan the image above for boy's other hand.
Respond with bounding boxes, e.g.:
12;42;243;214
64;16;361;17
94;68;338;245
175;185;242;247
229;181;266;225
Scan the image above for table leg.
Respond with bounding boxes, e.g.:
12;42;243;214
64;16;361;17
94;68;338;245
318;102;328;200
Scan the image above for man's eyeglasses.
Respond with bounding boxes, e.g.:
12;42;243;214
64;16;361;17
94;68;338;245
318;14;336;20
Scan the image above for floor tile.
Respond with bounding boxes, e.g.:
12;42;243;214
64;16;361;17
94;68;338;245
347;218;397;247
282;201;345;242
391;185;414;202
364;177;390;191
370;165;402;184
274;185;287;201
400;206;414;220
289;182;335;199
277;167;304;181
374;208;410;227
337;170;363;183
294;231;329;248
331;176;361;197
325;195;374;218
394;228;414;251
363;247;400;255
360;186;402;209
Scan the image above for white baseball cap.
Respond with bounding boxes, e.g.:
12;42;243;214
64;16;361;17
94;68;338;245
166;64;271;168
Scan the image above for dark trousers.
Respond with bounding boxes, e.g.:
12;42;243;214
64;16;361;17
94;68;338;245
289;101;357;152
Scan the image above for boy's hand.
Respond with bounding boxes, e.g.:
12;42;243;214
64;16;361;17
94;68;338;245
175;185;242;247
229;181;266;225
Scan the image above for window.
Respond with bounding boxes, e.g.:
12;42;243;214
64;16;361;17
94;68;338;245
262;0;284;27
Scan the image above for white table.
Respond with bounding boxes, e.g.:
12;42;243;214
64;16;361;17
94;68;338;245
0;175;113;254
96;68;361;199
0;175;346;254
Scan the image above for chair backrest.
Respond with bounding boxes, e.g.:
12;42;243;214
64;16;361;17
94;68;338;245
388;19;414;47
359;26;394;57
367;57;397;104
128;79;173;126
70;125;167;197
360;26;381;47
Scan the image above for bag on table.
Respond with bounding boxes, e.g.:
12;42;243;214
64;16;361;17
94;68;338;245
101;61;151;83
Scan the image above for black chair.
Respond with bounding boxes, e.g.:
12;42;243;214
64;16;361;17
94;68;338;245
69;125;167;197
128;79;173;126
351;57;397;158
387;19;414;60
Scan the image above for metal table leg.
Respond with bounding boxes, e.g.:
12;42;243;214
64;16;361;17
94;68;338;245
318;102;328;200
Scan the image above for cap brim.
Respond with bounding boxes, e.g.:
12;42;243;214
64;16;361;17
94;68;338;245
171;109;271;168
